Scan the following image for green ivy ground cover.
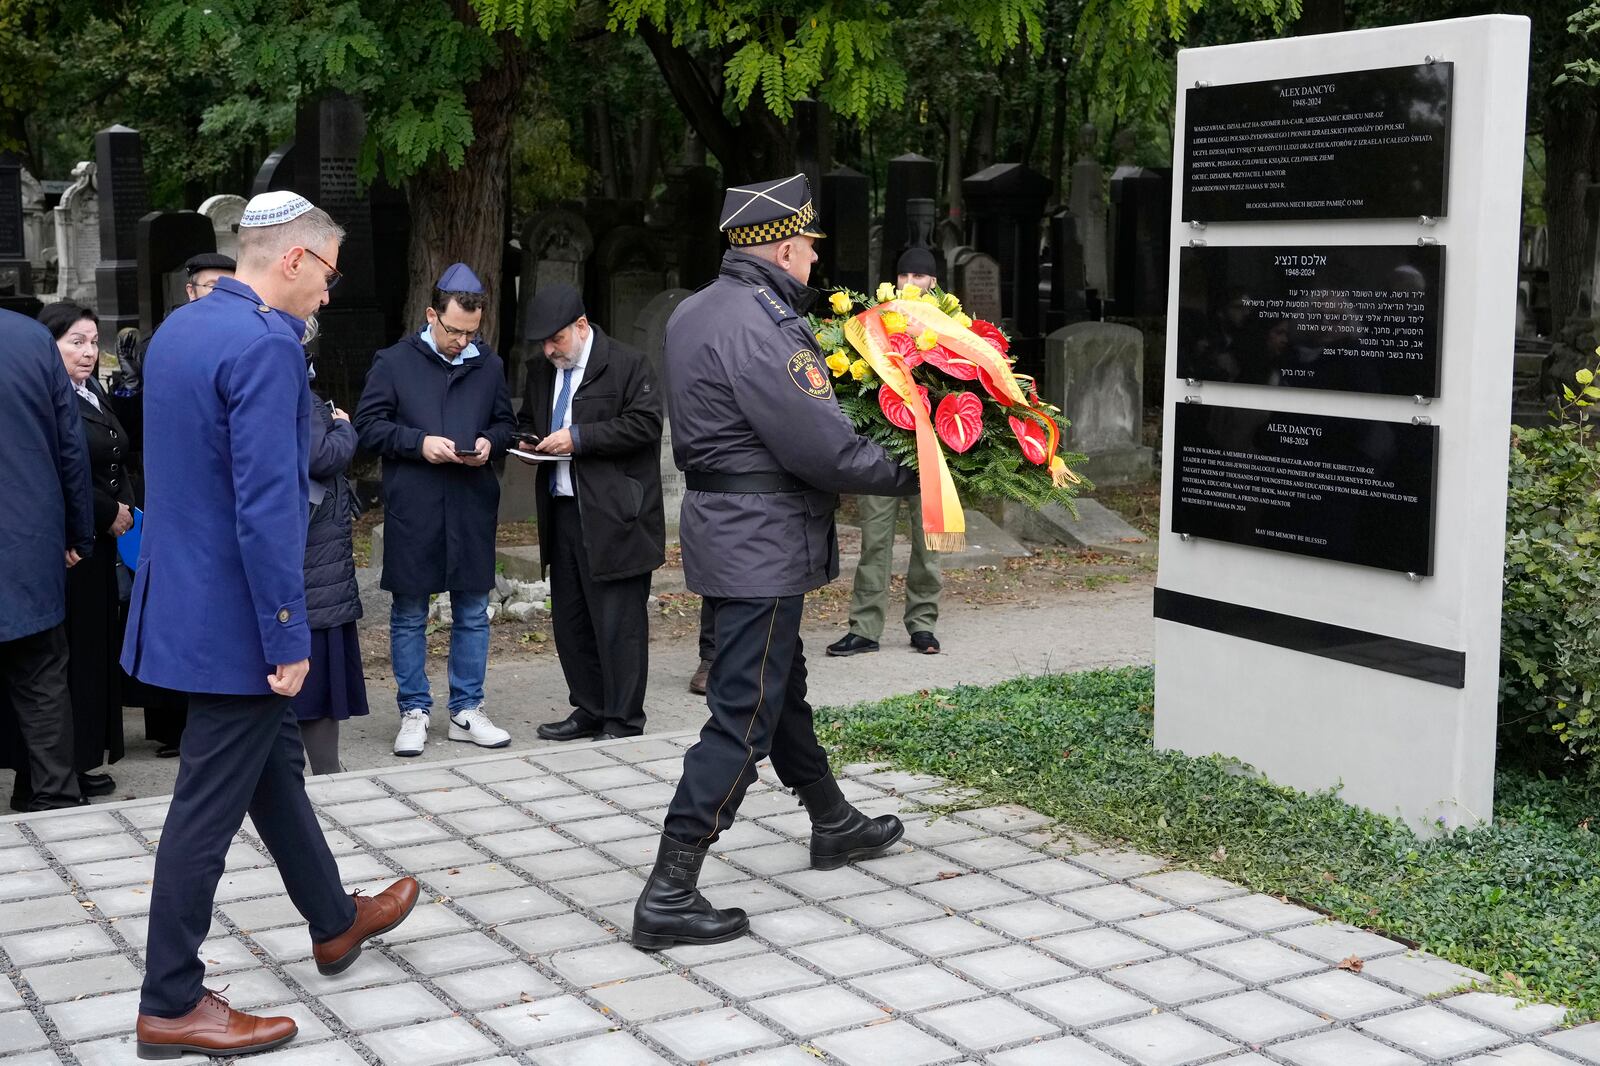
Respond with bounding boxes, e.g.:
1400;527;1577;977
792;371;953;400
817;667;1600;1019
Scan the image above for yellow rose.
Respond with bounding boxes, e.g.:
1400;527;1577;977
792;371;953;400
814;331;828;347
904;284;926;300
880;311;908;335
953;312;973;328
849;359;870;381
920;293;940;306
875;282;896;303
915;328;939;351
939;291;962;315
825;351;851;377
828;291;853;315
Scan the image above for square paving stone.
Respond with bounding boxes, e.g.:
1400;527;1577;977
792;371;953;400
421;863;527;897
1182;990;1326;1044
1038;927;1164;969
322;798;415;826
73;1034;205;1065
372;903;468;943
498;914;614;955
791;935;918;978
1199;893;1319;932
722;842;810;879
0;869;66;901
1119;909;1241;951
353;820;450;848
303;777;387;803
221;895;304;933
432;961;559;1009
595;737;685;762
917;996;1058;1051
642;1006;783;1060
1273;921;1409;963
1057;883;1171;922
1464;1048;1581;1066
601;783;678;811
565;764;655;790
455;885;567;925
1193;938;1326;983
815;1018;963;1066
946;944;1075;991
386;841;483;872
1071;849;1168;879
478;994;611;1046
994;859;1106;895
493;777;578;802
284;953;407;996
831;889;946;928
660;937;766;966
67;856;157;891
526;748;616;771
362;1017;499;1066
1543;1022;1600;1063
0;847;47;874
3;922;118;966
1090;1013;1237;1066
885;915;1008;955
378;768;469;792
589;972;722;1021
695;953;822;997
1447;992;1567;1036
1362;951;1489;997
956;805;1055;833
988;1034;1125;1065
701;879;804;915
527;1031;667;1066
515;848;617;882
323;980;452;1030
0;895;94;934
549;941;662;985
1273;969;1416;1020
46;990;141;1041
1131;870;1247;905
562;814;658;845
441;807;540;836
931;836;1041;870
552;869;646;907
901;816;984;847
972;899;1092;940
860;849;966;885
31;811;122;842
23;955;142;1002
1109;955;1242;1005
1272;1029;1425;1066
912;872;1027;910
87;884;155;917
455;757;547;782
393;931;515;974
758;809;822;839
772;865;881;899
850;963;986;1011
48;834;145;865
0;1010;48;1054
1016;976;1156;1027
1359;1005;1508;1059
475;828;571;858
201;968;294;1009
749;905;855;945
750;984;889;1036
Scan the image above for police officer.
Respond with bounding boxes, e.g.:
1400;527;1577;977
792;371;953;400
631;174;918;950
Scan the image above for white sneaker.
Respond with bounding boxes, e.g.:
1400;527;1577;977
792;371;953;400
394;710;430;757
449;706;511;749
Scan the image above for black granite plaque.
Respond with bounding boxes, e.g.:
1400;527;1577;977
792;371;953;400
1183;62;1452;221
1177;244;1444;396
0;162;24;260
1171;402;1438;573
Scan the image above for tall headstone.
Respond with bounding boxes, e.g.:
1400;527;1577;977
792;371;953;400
1069;124;1109;295
0;153;32;298
962;162;1050;369
1106;165;1171;317
136;211;217;335
879;154;937;283
659;165;720;289
1043;322;1152;485
513;207;594;397
94;125;149;335
951;248;1002;325
20;167;53;287
197;194;247;260
51;161;98;304
631;287;693;535
1046;207;1090;330
250;141;298;195
818;166;869;293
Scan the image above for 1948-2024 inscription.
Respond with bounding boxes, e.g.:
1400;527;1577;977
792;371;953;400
1183;62;1453;221
1171;403;1439;574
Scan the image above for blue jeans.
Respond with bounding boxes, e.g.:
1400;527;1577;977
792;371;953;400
389;591;490;716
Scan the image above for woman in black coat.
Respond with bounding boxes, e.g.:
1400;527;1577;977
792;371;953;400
291;357;370;774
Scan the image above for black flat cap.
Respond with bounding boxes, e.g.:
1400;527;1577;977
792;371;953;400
524;283;586;342
184;252;236;276
896;247;939;281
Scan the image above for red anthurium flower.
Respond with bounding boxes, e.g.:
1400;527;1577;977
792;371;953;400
976;366;1016;405
919;343;981;381
886;330;922;367
878;383;930;432
1009;414;1049;465
970;319;1010;356
935;392;984;453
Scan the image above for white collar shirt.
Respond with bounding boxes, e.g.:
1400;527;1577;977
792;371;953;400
549;327;594;498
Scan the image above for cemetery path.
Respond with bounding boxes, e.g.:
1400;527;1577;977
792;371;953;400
2;725;1593;1066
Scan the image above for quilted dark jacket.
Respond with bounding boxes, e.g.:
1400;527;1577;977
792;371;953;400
304;391;361;631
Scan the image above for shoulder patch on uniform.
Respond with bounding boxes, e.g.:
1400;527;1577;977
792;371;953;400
754;287;797;325
787;350;833;399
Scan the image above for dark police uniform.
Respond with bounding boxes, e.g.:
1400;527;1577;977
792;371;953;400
660;185;917;851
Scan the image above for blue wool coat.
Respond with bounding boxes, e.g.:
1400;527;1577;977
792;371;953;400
120;277;313;695
0;309;94;643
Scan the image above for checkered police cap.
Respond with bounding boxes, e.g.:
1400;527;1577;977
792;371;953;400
720;174;827;247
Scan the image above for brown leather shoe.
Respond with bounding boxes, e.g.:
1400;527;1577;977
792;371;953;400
136;988;296;1059
689;658;713;695
311;876;420;976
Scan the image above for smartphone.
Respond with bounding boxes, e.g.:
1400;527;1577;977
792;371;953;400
454;447;479;456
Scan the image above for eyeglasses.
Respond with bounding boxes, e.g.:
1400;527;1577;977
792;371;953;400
190;280;217;293
432;316;476;340
300;247;343;291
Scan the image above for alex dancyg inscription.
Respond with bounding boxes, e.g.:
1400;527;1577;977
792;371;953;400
1171;402;1438;574
1182;62;1453;221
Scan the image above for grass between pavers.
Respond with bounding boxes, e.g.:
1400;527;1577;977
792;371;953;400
816;666;1600;1021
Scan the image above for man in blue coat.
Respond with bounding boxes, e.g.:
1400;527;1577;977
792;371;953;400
355;263;518;758
122;192;418;1060
0;308;93;811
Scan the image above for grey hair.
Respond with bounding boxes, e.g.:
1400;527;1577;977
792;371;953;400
237;207;347;269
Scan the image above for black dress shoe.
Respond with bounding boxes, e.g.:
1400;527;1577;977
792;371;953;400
595;727;643;741
910;631;941;654
536;716;602;742
156;743;180;759
826;633;879;657
78;773;116;797
796;774;905;870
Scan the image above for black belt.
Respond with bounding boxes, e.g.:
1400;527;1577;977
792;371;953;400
685;470;809;494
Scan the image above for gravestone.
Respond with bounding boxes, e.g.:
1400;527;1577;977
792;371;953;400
51;161;97;303
1044;322;1152;485
659;165;720;289
1107;165;1171;317
819;166;869;293
136;211;216;335
593;225;666;348
879;154;937;283
963;162;1050;371
1046;207;1090;330
952;248;1002;325
0;153;31;298
632;288;692;386
1069;124;1109;295
250;141;298;195
512;206;594;397
905;197;937;253
20;167;53;291
93;125;150;336
197;194;246;259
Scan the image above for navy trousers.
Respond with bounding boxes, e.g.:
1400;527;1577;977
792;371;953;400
663;596;830;848
140;692;355;1018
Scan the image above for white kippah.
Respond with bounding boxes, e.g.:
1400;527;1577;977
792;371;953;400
240;191;315;228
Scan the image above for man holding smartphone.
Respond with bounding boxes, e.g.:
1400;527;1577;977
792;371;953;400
355;263;519;757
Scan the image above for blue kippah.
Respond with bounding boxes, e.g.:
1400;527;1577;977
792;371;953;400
436;262;484;293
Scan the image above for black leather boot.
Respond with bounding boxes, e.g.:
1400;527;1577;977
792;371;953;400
631;835;749;950
796;774;904;870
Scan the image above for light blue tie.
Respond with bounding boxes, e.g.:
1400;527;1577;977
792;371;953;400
552;367;574;431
